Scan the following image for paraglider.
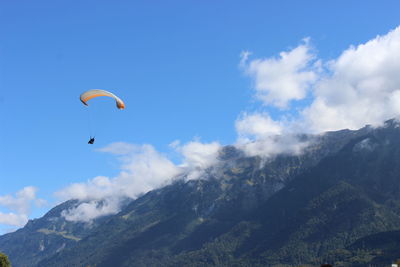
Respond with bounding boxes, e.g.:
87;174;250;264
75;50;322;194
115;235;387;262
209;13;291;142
80;89;125;144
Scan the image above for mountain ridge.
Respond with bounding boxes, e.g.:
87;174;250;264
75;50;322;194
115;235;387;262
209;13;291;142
2;120;400;266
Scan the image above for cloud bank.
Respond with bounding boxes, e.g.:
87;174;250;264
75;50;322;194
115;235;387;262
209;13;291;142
302;27;400;132
57;141;221;222
238;26;400;156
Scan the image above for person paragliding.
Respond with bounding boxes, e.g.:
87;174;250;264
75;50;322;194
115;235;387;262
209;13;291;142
80;89;125;144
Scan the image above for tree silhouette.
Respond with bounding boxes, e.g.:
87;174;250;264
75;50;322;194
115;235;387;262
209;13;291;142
0;252;11;267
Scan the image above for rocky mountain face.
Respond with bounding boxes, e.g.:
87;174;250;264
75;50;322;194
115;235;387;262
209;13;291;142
2;120;400;266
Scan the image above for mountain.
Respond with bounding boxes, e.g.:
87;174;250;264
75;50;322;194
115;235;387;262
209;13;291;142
3;120;400;266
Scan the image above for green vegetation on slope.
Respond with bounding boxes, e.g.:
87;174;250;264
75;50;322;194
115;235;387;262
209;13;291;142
0;252;11;267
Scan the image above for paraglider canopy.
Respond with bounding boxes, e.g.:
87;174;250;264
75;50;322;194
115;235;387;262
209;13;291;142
80;89;125;109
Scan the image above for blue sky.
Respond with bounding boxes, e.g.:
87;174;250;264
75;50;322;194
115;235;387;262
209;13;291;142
1;0;400;232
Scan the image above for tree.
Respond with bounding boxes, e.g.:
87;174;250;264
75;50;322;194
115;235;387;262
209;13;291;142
0;252;11;267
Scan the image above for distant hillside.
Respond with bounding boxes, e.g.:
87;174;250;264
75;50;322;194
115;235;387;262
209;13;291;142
3;120;400;266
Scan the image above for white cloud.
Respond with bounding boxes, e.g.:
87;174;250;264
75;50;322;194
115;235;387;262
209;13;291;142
61;198;120;223
236;112;283;140
56;143;182;222
56;140;224;222
239;26;400;156
235;112;308;157
56;142;218;221
240;50;252;67
302;26;400;132
0;187;46;228
237;134;309;158
97;142;137;155
0;212;27;227
55;176;115;201
242;38;318;109
179;141;221;169
175;141;221;180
